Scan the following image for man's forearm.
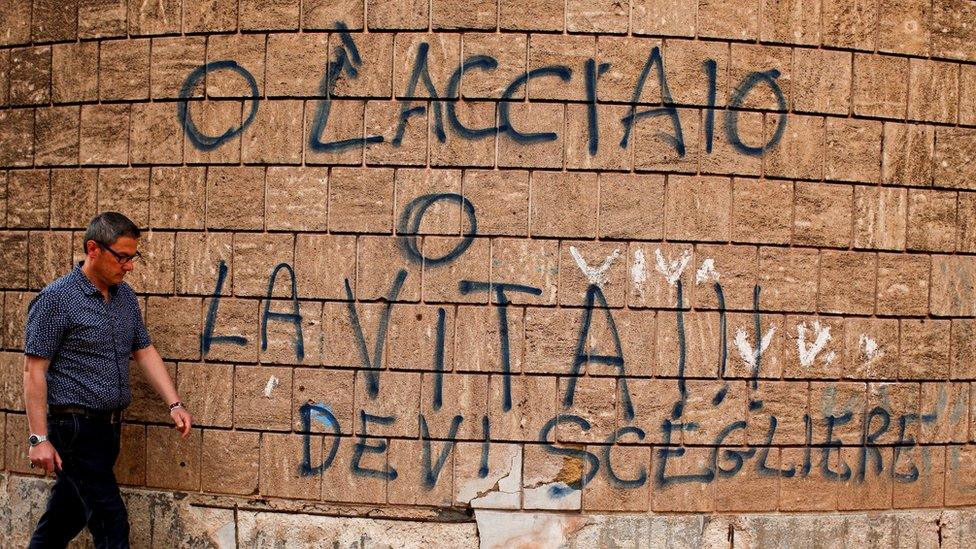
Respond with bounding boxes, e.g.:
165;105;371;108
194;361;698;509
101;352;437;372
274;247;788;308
134;346;180;406
23;366;49;436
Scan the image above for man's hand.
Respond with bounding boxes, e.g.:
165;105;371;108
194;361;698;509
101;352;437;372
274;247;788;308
170;407;192;438
28;441;62;474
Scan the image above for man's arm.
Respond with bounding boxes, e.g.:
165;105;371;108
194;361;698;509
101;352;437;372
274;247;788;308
131;344;192;438
23;355;61;473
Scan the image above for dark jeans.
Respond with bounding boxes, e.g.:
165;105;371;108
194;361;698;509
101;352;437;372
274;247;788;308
27;413;129;549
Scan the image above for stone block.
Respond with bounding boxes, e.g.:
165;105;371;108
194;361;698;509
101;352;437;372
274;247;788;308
205;166;264;230
792;49;851;115
115;423;146;486
931;256;976;317
931;0;976;61
9;46;50;106
529;172;598;238
461;170;529;236
175;232;233;295
240;0;299;30
633;0;696;36
907;189;957;252
853;53;908;119
303;0;362;30
331;34;394;98
328;167;394;233
200;429;260;495
294;234;355;300
876;253;930;316
0;109;34;167
908;59;958;123
758;247;818;312
760;0;820;44
99;38;150;101
292;367;355;434
497;103;564;169
183;0;238;32
900;319;950;379
455;302;524;374
879;0;930;55
853;185;907;251
764;114;824;180
80;104;130;165
825;118;882;183
498;0;563;31
7;170;49;228
732;178;792;244
35;106;80;166
388;305;455;371
354;371;422;437
201;298;260;363
461;33;526;100
234;365;292;431
488;375;557;442
793;182;852;248
822;0;877;50
97;167;150;226
697;0;759;40
781;315;845;378
28;232;72;290
266;34;328;97
583;444;651;512
150;36;206;99
176;362;234;428
355;235;421;301
146;296;202;361
868;331;916;384
934;128;976;190
146;425;202;491
454;442;521;509
259;432;321;499
128;0;181;35
527;34;592;102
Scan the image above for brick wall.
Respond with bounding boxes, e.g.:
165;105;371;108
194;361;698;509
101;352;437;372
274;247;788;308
1;0;975;520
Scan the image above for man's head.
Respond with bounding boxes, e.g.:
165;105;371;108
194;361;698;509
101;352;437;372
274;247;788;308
82;212;141;286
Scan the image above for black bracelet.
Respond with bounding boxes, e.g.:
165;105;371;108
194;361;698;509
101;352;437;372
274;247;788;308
169;401;184;411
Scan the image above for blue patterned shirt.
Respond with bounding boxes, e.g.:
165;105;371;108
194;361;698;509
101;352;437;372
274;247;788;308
24;264;151;410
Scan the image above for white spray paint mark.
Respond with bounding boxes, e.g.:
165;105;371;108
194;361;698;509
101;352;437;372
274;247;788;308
654;248;692;287
796;320;833;368
569;246;621;288
733;326;776;371
859;334;884;362
631;249;647;298
264;375;280;398
695;258;720;285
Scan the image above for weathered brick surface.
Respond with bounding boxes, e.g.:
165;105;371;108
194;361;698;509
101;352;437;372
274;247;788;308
0;0;972;527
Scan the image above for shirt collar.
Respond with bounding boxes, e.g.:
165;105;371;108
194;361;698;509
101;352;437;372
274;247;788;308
70;262;118;297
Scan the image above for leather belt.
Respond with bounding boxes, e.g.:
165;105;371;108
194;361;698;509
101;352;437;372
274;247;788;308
49;405;122;424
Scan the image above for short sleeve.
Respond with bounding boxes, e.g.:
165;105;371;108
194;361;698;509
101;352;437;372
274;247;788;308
24;292;69;359
131;297;151;352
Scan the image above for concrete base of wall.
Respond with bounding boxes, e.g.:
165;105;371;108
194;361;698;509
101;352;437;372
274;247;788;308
3;472;975;548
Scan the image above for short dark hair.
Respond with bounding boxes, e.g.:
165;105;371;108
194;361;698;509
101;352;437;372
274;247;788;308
82;212;141;254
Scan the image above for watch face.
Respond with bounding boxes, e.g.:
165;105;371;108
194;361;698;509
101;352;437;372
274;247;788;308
28;434;39;445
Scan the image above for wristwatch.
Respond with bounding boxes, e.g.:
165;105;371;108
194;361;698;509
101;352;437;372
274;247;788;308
28;434;48;446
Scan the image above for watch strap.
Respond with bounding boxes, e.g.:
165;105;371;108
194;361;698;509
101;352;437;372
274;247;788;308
28;433;48;446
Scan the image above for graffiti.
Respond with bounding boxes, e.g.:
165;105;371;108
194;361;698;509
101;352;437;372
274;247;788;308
178;22;790;160
195;191;961;503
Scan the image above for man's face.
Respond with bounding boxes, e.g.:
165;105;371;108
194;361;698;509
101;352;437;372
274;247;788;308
89;236;139;285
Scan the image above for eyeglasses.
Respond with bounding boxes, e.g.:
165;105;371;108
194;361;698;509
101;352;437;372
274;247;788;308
96;241;142;265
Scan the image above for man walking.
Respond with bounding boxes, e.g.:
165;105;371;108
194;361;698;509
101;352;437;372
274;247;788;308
23;212;193;548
